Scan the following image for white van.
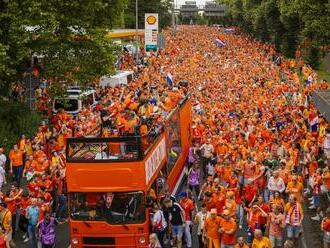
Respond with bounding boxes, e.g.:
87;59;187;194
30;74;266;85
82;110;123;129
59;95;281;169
52;87;97;115
99;70;134;88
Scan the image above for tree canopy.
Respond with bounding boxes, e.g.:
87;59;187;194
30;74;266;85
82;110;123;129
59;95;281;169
0;0;127;94
124;0;173;30
218;0;330;68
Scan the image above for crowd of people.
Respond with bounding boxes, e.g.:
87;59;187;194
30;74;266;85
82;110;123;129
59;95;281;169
0;25;329;248
146;26;330;248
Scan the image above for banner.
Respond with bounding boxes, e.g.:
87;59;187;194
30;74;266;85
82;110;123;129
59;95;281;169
145;13;159;52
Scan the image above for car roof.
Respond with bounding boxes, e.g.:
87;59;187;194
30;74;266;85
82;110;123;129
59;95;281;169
55;87;95;99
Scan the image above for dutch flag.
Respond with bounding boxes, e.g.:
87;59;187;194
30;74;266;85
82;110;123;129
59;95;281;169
166;73;174;87
310;116;319;131
215;38;226;47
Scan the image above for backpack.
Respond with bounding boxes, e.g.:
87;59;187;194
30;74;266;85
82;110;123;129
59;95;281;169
188;168;199;186
39;218;56;245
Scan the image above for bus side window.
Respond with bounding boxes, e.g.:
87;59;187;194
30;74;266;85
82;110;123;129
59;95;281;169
147;182;157;208
166;110;182;174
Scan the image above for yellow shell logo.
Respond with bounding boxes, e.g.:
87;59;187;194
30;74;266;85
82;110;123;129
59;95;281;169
147;15;157;25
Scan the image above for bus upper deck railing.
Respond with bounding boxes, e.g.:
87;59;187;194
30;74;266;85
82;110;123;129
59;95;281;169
66;94;190;163
66;126;164;162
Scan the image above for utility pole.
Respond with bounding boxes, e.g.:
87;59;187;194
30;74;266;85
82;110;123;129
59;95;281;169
135;0;139;63
172;0;176;36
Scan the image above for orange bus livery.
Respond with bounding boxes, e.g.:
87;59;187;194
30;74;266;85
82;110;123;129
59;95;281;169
66;94;192;247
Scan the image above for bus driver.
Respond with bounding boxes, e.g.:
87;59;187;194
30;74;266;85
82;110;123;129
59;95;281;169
99;193;115;222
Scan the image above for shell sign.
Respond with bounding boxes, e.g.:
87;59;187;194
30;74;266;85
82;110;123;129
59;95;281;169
145;13;159;52
146;15;157;25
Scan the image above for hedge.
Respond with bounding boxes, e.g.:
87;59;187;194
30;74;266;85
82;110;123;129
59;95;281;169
0;100;42;158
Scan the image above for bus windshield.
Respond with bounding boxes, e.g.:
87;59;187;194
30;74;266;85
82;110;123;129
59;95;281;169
70;191;146;224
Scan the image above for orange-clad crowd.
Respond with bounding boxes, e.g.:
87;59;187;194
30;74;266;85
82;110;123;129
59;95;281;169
0;26;329;248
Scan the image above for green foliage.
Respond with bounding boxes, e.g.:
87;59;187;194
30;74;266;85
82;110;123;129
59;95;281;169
124;0;173;30
0;101;42;154
0;0;127;91
217;0;330;68
304;45;322;69
316;56;330;83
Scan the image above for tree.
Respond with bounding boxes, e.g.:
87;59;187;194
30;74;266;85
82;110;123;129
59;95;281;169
0;0;127;94
124;0;173;30
0;0;33;94
217;0;330;68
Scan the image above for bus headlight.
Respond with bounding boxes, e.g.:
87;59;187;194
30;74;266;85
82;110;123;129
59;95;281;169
138;236;146;244
71;237;79;245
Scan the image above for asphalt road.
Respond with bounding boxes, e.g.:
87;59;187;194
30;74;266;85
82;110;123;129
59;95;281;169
14;223;69;248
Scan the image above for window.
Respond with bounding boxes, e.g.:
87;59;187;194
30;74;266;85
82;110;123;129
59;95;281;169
54;99;78;112
166;109;182;174
67;138;142;162
70;191;145;224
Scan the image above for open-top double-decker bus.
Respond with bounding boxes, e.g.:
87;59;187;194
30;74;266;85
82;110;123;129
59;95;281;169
66;95;192;247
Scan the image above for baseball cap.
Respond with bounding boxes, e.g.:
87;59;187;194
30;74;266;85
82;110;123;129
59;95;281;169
179;192;187;198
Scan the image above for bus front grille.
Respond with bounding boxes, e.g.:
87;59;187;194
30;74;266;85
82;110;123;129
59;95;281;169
83;237;115;245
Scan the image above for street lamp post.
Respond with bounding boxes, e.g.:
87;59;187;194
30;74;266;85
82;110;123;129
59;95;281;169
172;0;176;36
135;0;139;63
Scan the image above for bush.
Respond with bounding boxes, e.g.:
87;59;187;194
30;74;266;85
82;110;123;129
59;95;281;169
304;45;321;69
0;100;42;155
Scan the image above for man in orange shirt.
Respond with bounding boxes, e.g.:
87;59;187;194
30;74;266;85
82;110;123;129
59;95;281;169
234;236;249;248
9;145;24;187
219;209;237;248
204;208;221;248
179;192;195;248
284;195;304;243
285;176;303;202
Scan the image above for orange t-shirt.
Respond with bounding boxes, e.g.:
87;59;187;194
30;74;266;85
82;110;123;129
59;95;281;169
204;198;216;211
179;199;195;221
286;182;303;202
322;217;330;232
323;172;330;190
9;150;23;167
5;198;16;214
247;209;262;231
225;199;236;216
220;218;237;245
309;161;318;176
20;198;31;216
223;166;232;183
234;244;249;248
204;216;222;239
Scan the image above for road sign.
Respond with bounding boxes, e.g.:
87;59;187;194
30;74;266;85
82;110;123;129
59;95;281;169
145;13;159;52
